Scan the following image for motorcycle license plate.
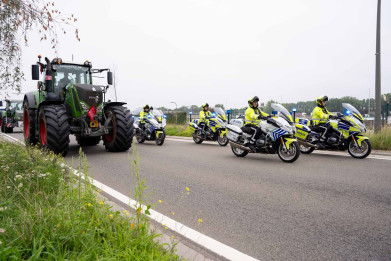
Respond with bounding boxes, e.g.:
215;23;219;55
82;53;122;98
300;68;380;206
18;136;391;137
90;120;98;128
227;131;239;141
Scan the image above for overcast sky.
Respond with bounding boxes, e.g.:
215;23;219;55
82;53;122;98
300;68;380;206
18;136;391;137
11;0;391;110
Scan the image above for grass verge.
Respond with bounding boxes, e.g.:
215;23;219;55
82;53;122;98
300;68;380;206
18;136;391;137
165;124;192;137
0;139;181;260
366;127;391;151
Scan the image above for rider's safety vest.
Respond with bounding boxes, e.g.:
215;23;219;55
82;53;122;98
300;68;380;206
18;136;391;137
199;110;212;123
312;106;332;125
140;111;151;124
245;107;268;126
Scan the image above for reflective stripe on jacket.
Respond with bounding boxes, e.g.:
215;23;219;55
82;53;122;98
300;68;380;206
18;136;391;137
245;107;268;125
312;106;332;125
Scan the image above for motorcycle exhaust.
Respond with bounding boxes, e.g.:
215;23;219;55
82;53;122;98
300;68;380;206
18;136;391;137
229;141;251;151
297;139;318;148
191;133;203;140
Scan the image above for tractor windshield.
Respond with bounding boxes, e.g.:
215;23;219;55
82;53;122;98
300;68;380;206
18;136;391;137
53;64;92;95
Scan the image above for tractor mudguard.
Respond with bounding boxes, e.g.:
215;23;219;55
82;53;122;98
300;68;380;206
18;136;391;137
37;100;64;112
104;102;127;108
24;92;37;109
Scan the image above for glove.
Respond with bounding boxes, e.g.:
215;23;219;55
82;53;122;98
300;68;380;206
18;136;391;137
257;115;269;120
329;115;337;120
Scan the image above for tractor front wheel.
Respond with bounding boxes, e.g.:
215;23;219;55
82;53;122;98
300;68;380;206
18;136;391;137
103;106;134;152
38;105;70;156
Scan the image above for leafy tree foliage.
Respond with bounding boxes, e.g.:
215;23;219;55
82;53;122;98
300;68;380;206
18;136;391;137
0;0;79;93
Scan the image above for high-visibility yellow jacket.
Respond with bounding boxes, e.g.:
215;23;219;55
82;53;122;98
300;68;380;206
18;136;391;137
245;107;268;126
199;110;212;123
140;111;151;124
312;106;332;125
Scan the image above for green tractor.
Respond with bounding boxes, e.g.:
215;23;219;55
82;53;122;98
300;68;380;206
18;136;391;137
24;55;134;155
0;99;24;133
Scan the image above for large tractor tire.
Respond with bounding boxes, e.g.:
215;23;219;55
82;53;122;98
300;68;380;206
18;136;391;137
38;105;70;156
103;106;134;152
76;135;101;146
23;100;38;145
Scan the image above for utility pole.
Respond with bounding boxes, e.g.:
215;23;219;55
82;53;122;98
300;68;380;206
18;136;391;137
375;0;381;133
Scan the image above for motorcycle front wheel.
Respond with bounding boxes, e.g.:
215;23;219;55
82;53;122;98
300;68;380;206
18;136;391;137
217;131;229;146
155;131;165;146
278;142;300;163
348;139;371;159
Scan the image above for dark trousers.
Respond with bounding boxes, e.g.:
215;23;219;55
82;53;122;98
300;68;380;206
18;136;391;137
242;124;261;143
312;123;333;140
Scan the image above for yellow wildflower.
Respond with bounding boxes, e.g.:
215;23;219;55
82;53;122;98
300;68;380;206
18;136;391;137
109;214;113;218
186;187;190;192
171;212;175;216
82;231;86;234
87;203;92;207
158;199;162;204
57;223;61;228
198;219;203;223
99;201;104;205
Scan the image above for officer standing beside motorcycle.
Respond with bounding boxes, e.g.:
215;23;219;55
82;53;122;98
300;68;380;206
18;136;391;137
199;103;212;135
140;105;151;131
244;96;269;150
312;96;337;143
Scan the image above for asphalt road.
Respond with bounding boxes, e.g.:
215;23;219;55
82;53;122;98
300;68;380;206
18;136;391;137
8;132;391;260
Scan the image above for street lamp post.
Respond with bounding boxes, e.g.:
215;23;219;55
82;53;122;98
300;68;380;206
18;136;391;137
375;0;382;133
170;102;177;125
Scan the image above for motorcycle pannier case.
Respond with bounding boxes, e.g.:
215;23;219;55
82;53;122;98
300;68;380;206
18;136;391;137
226;124;243;142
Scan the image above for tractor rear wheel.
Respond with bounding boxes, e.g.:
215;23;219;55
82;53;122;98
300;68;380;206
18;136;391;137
103;106;134;152
76;135;101;146
38;105;70;156
23;100;38;145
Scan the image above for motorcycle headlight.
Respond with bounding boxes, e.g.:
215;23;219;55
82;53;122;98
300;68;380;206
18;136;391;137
80;102;89;113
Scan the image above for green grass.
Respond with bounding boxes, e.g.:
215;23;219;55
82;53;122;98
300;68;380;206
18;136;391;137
366;127;391;151
0;140;181;260
165;124;192;137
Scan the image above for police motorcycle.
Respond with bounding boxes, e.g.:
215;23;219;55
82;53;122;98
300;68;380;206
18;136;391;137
226;103;300;163
188;107;229;146
295;103;371;159
133;108;167;146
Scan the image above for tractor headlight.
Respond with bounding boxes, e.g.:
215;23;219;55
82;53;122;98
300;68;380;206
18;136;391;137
80;102;89;113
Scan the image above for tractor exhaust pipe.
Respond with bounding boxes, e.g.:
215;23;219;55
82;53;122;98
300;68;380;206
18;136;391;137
229;141;251;151
297;139;318;148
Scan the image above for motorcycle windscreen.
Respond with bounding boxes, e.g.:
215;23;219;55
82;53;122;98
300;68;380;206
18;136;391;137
214;107;227;121
342;103;364;122
271;103;293;123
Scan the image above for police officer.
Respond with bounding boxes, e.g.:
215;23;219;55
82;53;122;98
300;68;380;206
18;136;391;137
244;96;269;149
199;103;212;134
140;105;151;131
311;96;337;142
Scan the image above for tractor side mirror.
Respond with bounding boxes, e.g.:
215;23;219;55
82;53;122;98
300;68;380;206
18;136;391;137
32;65;40;80
107;71;113;85
0;101;2;107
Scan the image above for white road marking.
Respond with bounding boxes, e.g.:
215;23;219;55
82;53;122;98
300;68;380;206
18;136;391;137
167;137;391;161
0;132;259;261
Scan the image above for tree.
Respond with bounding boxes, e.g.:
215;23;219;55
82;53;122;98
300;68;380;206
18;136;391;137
0;0;79;93
214;104;225;110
